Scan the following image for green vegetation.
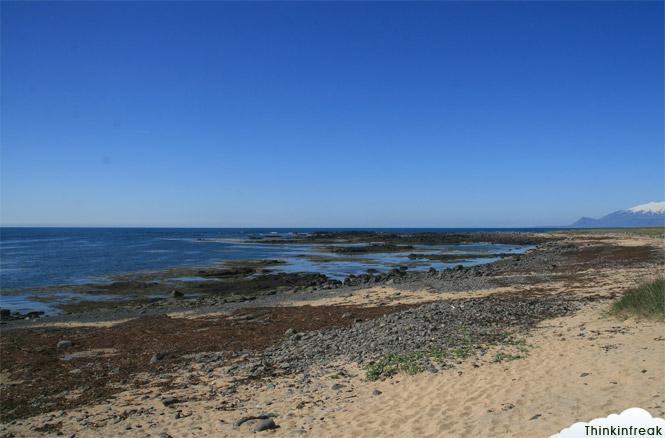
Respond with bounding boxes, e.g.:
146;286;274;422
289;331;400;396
493;352;522;363
611;278;665;319
364;330;536;380
506;336;531;353
429;345;474;363
366;352;426;381
365;344;476;381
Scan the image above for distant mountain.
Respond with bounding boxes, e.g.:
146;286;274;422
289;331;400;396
572;201;665;228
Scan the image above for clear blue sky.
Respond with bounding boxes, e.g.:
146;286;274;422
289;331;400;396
2;1;663;227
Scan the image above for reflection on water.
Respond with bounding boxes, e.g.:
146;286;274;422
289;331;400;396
166;276;214;282
0;291;118;315
272;243;525;280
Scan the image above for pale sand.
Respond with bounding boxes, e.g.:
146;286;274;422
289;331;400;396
25;319;135;329
307;305;665;438
281;285;475;308
6;301;662;437
5;293;663;437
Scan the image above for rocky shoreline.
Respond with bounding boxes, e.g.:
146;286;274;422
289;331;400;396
0;230;659;326
0;230;663;435
1;231;548;322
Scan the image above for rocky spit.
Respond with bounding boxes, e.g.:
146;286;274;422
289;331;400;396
0;232;564;323
3;234;659;325
234;294;579;380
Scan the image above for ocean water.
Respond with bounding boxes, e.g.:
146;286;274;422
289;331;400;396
0;227;545;314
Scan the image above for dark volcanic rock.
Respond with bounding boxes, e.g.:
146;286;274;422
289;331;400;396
161;396;178;407
234;413;278;428
56;340;73;350
252;294;578;377
254;418;277;432
150;351;173;364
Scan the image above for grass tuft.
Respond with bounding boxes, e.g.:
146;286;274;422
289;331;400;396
493;352;521;363
365;352;426;381
611;278;665;319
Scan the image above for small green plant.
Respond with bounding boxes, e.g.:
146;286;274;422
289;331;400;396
505;337;531;353
511;337;527;346
429;347;448;363
493;352;521;363
611;278;665;319
365;352;426;381
427;345;472;363
366;360;397;381
365;343;480;381
450;345;472;359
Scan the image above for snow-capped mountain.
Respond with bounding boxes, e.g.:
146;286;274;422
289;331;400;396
572;201;665;228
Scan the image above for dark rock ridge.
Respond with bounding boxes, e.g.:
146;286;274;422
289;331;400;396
250;231;555;246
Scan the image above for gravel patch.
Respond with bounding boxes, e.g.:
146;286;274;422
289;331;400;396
240;294;579;378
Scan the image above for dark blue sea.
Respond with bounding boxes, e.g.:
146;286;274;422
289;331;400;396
0;227;550;313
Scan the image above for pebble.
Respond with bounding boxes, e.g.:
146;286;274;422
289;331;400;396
151;352;171;364
161;397;178;407
254;418;277;432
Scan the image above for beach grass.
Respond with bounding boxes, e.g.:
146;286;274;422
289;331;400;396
611;278;665;319
365;345;476;381
365;352;426;380
493;352;522;363
364;332;532;380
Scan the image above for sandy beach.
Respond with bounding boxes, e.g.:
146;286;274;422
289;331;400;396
1;230;663;437
3;1;664;435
